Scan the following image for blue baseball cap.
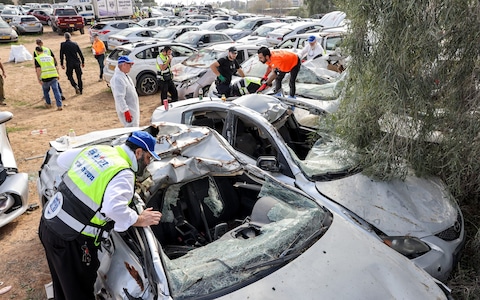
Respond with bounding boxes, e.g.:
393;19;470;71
118;55;134;64
127;131;161;160
307;35;316;43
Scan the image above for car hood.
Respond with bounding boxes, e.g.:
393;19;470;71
315;173;459;237
0;27;13;34
172;63;205;82
218;210;448;299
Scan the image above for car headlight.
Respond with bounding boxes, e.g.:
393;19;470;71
0;193;15;213
383;236;431;259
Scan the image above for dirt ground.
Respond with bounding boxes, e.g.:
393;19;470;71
0;26;159;299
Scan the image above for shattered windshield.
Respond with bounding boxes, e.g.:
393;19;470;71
287;108;359;180
182;48;223;67
158;177;328;298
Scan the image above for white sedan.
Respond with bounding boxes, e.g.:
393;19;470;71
107;27;160;50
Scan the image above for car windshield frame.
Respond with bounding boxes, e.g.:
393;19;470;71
282;106;359;180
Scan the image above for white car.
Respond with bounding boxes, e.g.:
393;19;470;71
149;25;198;43
103;41;197;96
10;15;43;34
198;19;237;31
151;95;466;282
36;123;452;299
173;30;233;49
235;22;286;46
89;20;143;49
137;17;171;28
107;27;160;50
223;16;275;41
275;29;346;57
266;21;324;46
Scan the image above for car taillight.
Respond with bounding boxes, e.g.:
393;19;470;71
99;30;110;34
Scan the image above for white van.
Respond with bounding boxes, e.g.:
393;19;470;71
72;3;94;24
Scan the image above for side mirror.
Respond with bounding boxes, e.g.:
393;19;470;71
256;156;280;172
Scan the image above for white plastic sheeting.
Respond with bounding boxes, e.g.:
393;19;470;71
8;45;33;63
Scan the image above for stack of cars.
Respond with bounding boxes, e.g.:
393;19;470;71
36;123;453;299
150;94;465;283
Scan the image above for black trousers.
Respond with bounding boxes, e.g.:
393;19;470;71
159;79;178;102
66;63;83;92
216;81;231;97
275;56;301;97
38;218;100;300
95;54;105;79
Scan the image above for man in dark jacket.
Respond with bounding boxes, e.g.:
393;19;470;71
60;32;85;95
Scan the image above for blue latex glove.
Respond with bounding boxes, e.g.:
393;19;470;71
218;74;226;83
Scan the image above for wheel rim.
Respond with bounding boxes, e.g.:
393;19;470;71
139;76;157;95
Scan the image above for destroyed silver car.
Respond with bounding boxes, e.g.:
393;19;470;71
0;111;29;228
36;123;451;299
151;95;465;282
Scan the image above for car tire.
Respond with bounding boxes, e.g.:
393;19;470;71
80;27;85;34
137;73;158;96
47;19;52;26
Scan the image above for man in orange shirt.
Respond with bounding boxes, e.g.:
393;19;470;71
92;34;106;82
256;46;301;98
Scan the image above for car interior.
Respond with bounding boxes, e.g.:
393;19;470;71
145;174;274;259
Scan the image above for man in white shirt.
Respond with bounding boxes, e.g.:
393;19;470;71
110;56;140;127
39;130;162;300
299;35;325;61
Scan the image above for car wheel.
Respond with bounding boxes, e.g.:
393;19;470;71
137;73;158;96
80;27;85;34
52;24;57;32
47;19;52;26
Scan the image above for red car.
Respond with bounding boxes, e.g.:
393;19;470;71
27;9;51;25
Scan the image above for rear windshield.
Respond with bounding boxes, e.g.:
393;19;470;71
21;17;38;22
92;23;107;30
108;49;132;61
56;9;77;16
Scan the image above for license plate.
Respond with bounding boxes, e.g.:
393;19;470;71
0;36;10;40
28;23;35;26
69;24;74;27
108;64;115;71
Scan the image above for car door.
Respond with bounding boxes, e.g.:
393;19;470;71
180;107;295;179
